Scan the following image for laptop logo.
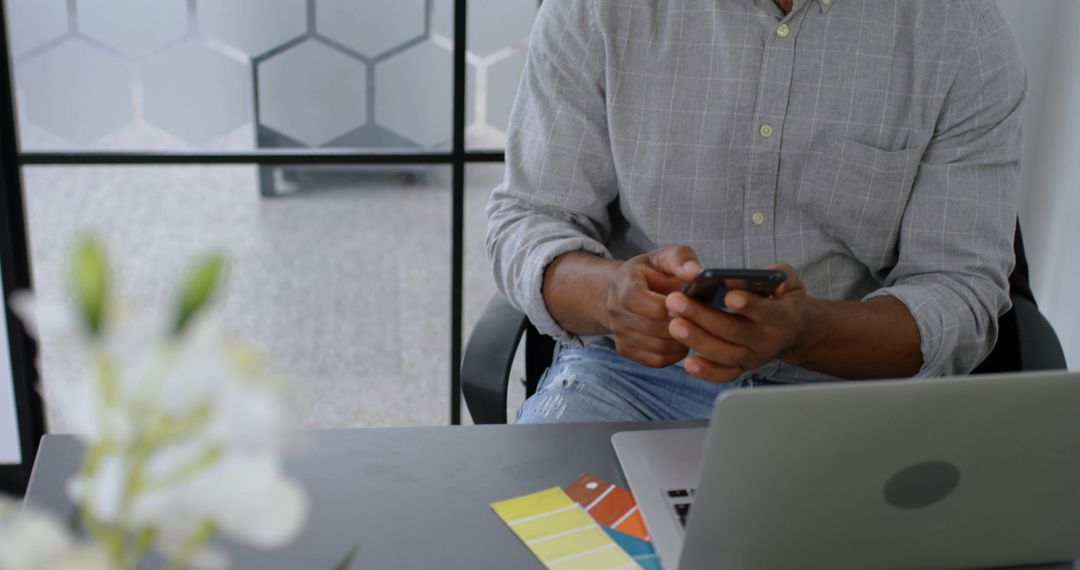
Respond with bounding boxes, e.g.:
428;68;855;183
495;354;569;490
884;460;961;509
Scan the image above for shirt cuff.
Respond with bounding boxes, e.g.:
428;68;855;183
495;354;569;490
862;285;962;378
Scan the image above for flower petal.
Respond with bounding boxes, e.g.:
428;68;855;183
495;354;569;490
0;502;77;570
197;454;308;548
54;544;113;570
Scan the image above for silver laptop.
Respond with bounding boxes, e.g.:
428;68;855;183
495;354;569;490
612;370;1080;570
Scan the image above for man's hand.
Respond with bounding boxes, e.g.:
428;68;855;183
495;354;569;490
664;263;923;382
540;246;701;369
664;264;809;382
603;246;701;367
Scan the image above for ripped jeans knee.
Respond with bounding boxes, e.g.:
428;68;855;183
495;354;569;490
515;351;652;424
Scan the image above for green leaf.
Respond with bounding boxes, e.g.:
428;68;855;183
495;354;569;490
69;234;108;335
333;546;358;570
172;254;226;335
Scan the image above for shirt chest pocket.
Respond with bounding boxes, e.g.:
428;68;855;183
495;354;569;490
796;136;925;268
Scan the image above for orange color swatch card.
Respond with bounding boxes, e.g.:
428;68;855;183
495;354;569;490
564;474;651;541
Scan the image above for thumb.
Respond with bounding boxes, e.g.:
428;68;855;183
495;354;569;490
766;262;803;296
647;245;700;281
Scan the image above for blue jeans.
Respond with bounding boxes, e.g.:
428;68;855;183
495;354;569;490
516;342;766;424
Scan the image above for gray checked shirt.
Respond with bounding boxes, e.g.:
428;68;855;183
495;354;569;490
486;0;1025;381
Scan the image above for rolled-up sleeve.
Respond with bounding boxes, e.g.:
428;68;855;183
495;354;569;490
485;0;618;343
865;7;1026;377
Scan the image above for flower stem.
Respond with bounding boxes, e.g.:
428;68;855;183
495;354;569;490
165;519;216;570
132;526;158;566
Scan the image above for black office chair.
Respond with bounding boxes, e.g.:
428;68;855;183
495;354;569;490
461;222;1068;424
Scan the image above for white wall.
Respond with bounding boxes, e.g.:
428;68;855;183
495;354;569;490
0;264;24;463
998;0;1080;369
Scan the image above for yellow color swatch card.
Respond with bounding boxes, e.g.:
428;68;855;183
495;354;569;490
492;487;641;570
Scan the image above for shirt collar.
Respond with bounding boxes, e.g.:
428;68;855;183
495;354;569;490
816;0;836;14
757;0;837;18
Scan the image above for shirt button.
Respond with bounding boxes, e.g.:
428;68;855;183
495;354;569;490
751;212;766;225
759;123;774;138
776;24;790;38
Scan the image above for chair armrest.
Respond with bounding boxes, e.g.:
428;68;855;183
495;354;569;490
1012;295;1068;371
461;294;529;424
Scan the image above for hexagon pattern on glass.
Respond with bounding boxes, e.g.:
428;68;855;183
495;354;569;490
432;0;536;56
197;0;308;57
487;51;527;134
18;40;134;144
79;0;188;54
143;42;252;144
315;0;425;58
466;0;537;56
7;0;68;57
430;0;453;41
258;40;367;147
12;0;539;150
376;41;452;147
433;0;536;141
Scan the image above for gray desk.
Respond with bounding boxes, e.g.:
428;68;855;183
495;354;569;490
23;423;1077;569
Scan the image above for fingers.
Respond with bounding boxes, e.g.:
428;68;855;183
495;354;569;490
719;263;803;322
620;280;672;321
765;263;803;296
647;245;700;281
667;316;757;370
682;355;743;383
605;246;708;369
609;276;686;365
644;269;689;296
615;335;689;368
609;307;676;340
721;289;784;324
662;263;808;377
616;329;686;353
665;292;746;335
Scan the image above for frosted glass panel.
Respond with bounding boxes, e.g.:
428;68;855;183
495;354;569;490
459;0;538;149
258;41;368;147
7;0;538;152
79;0;188;54
23;165;454;430
316;0;425;58
143;42;252;144
7;0;468;152
7;0;67;58
376;43;452;147
198;0;307;57
17;40;134;145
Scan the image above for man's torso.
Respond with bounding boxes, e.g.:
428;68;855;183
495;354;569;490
597;0;981;305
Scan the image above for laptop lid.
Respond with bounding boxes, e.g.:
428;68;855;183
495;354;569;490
677;370;1080;570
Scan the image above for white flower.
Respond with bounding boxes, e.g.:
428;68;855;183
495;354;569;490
157;319;295;451
139;452;308;549
69;446;311;554
52;545;113;570
55;313;309;553
66;452;126;523
10;293;157;444
9;242;309;569
0;499;111;570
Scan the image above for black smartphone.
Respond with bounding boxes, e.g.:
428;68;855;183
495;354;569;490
682;268;787;309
